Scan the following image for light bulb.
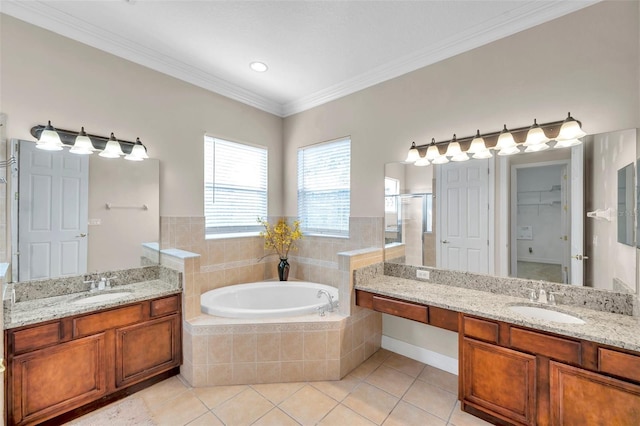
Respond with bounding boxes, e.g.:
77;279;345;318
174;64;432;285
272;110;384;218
70;127;94;155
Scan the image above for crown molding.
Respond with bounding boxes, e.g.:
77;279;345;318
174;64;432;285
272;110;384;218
1;0;285;116
2;0;598;118
281;0;600;117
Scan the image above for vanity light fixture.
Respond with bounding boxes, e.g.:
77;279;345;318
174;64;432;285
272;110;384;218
404;114;585;166
495;125;519;156
468;130;493;159
30;123;149;161
69;127;95;155
405;141;421;163
524;119;550;147
99;133;125;158
124;138;149;161
556;112;586;141
36;121;64;151
425;138;441;161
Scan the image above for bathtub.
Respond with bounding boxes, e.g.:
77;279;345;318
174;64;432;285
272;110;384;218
200;281;339;319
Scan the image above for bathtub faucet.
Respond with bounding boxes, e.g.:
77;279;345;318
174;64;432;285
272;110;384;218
317;290;336;313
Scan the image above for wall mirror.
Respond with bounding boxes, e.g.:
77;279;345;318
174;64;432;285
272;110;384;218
384;128;638;294
10;139;160;282
618;163;634;246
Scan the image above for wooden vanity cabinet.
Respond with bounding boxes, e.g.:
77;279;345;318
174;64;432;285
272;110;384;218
5;294;182;426
355;289;458;331
460;314;640;426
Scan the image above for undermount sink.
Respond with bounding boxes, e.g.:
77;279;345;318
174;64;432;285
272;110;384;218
508;305;585;324
71;291;133;305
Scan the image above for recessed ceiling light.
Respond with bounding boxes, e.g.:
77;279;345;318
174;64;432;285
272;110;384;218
250;61;268;73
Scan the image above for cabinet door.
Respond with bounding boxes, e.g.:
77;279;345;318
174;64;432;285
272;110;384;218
462;338;536;426
115;314;181;388
550;361;640;425
9;334;107;425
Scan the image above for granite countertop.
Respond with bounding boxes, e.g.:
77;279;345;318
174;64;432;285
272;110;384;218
355;275;640;352
4;280;182;329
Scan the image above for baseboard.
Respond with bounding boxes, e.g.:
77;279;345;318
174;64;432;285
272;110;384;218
381;335;458;375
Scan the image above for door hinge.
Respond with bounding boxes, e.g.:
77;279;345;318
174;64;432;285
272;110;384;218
14;192;18;201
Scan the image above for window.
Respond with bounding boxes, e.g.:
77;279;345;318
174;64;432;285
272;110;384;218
384;177;399;213
204;136;267;235
297;138;351;236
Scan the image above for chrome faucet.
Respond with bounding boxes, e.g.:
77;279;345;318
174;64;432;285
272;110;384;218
317;290;336;312
527;288;559;305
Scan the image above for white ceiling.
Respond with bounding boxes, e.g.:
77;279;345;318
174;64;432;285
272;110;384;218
2;0;598;117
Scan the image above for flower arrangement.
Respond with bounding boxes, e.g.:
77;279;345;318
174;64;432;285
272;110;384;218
258;217;303;260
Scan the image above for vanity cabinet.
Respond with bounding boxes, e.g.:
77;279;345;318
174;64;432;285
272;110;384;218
460;314;640;426
462;338;536;425
10;334;107;426
354;289;458;331
5;293;182;426
115;314;181;388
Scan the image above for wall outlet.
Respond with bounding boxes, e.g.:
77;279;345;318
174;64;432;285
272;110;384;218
416;269;430;280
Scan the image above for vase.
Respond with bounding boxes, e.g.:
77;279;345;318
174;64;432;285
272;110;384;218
278;258;290;281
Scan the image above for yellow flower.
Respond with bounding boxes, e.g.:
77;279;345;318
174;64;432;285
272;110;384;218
258;217;303;259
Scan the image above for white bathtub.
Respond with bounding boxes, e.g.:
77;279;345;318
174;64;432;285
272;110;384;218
201;281;339;319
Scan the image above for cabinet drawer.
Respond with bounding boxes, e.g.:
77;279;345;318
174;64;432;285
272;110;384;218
510;327;581;365
355;290;374;310
599;348;640;383
73;305;145;338
372;296;428;323
151;295;180;317
429;306;459;332
463;316;499;344
11;322;62;354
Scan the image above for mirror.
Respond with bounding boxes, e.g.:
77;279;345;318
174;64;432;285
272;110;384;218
385;128;638;293
618;163;634;246
10;139;160;282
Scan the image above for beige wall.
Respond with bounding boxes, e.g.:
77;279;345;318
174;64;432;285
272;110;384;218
588;129;637;292
283;1;640;217
88;157;159;272
0;14;284;218
282;1;640;361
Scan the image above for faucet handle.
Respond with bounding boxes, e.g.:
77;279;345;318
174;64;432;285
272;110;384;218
538;289;548;304
526;288;537;302
548;292;560;305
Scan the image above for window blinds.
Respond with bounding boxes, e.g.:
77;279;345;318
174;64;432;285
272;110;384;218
204;136;267;233
297;138;351;236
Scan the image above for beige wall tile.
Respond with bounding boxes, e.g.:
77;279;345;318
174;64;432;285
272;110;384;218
304;331;327;361
256;362;281;383
257;333;281;362
232;362;257;384
207;364;232;386
233;333;257;363
208;334;232;364
280;361;304;382
304;360;327;381
281;332;303;361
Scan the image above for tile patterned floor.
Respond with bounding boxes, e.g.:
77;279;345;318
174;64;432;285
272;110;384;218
71;349;491;426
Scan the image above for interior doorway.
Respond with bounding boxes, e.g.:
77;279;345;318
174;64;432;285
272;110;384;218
510;161;569;283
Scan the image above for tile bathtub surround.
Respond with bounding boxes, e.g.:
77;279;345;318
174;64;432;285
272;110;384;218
180;308;382;387
382;262;636;316
9;265;168;302
160;216;385;319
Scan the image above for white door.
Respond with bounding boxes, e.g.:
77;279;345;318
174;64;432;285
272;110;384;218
438;159;490;273
18;141;89;280
569;144;585;285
